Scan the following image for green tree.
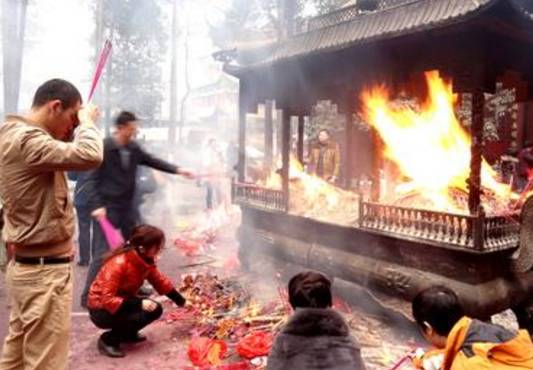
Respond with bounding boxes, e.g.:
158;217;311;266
209;0;350;49
94;0;167;119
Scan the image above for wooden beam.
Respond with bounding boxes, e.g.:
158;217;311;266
468;89;485;215
265;100;274;170
344;90;358;188
282;109;291;212
297;116;305;164
237;83;247;182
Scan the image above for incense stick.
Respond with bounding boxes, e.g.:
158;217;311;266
87;39;112;103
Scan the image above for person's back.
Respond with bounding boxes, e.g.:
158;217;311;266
268;307;364;370
267;271;366;370
412;286;533;370
442;316;533;370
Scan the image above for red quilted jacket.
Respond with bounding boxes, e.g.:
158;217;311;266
88;249;174;314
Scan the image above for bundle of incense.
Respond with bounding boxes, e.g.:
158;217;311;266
87;39;112;102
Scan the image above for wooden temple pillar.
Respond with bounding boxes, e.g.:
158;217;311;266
264;99;274;170
468;88;485;216
297;115;305;163
237;82;248;182
453;56;490;218
343;90;358;189
281;108;292;211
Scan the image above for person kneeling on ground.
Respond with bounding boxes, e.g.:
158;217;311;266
87;224;186;358
267;271;366;370
412;285;533;370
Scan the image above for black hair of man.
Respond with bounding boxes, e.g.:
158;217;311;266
318;129;330;136
412;285;465;337
115;111;137;126
288;271;332;309
31;79;82;109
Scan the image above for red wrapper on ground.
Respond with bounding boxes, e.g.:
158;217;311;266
184;362;249;370
223;254;241;272
236;331;274;359
187;337;227;366
214;362;250;370
174;237;201;256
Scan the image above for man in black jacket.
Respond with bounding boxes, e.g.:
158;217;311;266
81;111;193;307
267;271;366;370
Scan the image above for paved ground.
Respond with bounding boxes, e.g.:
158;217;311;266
0;238;422;370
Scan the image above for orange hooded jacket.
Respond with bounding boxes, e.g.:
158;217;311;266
439;316;533;370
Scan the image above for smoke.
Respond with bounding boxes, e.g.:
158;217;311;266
11;0;94;113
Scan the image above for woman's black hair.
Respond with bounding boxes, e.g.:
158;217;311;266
104;224;165;263
288;271;332;309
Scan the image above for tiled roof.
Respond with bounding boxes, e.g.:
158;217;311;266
241;0;532;68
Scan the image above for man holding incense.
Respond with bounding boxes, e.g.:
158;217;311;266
0;79;103;370
80;110;194;308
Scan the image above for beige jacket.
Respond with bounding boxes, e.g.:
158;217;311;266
0;115;103;257
308;141;341;180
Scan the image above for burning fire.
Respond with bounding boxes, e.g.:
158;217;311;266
261;156;359;225
361;70;515;214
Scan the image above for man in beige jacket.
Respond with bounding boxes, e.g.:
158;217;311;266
0;79;103;370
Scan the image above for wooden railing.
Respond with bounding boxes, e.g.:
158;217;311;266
232;182;287;212
232;183;520;252
360;202;519;252
483;214;520;252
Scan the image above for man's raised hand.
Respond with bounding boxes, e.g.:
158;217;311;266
78;104;100;126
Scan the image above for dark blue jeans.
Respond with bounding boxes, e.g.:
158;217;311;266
206;182;222;210
81;205;136;306
75;205;93;265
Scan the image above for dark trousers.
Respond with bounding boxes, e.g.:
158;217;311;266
76;205;94;264
81;205;137;306
206;182;222;210
89;300;163;346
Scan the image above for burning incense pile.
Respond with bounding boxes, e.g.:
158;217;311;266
262;158;361;226
163;273;287;368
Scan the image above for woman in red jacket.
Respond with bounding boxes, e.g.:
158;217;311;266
88;224;186;358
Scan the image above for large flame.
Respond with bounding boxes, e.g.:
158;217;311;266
361;71;514;214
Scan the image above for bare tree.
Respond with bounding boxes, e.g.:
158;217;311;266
178;18;191;144
169;0;178;144
2;0;28;114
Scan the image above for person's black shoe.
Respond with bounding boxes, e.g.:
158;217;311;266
120;332;147;344
138;285;153;297
77;261;89;267
98;337;125;358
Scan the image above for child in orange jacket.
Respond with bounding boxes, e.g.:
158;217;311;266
412;286;533;370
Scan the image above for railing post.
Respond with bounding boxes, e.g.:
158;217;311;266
357;196;364;227
473;207;486;251
231;180;236;204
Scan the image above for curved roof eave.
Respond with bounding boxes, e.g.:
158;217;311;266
234;0;526;73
